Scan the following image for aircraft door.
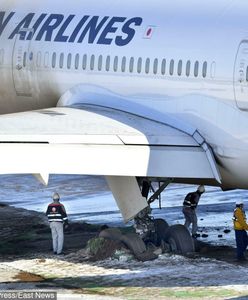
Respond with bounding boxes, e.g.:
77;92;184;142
12;29;33;97
234;40;248;110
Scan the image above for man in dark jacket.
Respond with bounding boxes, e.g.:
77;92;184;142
46;192;68;255
182;185;205;238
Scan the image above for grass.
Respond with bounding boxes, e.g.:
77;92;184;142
159;288;240;298
47;275;248;300
80;287;247;299
86;237;105;256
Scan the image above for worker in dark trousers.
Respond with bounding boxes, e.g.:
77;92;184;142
46;192;68;255
233;200;248;261
182;185;205;238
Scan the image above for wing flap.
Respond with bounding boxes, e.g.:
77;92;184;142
0;143;213;179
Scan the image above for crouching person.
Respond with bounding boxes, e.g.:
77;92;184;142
46;192;69;255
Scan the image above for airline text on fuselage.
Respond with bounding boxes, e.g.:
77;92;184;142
0;11;143;46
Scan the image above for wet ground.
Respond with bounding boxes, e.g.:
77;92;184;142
0;203;248;300
0;202;238;264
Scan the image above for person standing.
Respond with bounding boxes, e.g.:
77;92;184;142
46;192;68;255
233;200;248;261
182;185;205;238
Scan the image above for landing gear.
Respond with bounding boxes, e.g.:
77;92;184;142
133;179;195;255
133;178;172;244
134;210;195;254
133;206;155;242
106;175;196;256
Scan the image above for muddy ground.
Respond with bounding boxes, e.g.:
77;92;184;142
0;203;248;300
0;203;239;263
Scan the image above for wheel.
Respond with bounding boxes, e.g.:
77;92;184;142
153;218;169;246
99;228;123;241
121;232;146;254
121;233;158;261
164;224;195;254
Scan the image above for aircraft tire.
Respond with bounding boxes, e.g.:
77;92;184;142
121;232;147;254
154;218;169;246
121;233;158;261
164;224;195;254
99;228;123;241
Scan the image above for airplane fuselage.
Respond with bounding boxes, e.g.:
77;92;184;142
1;0;248;189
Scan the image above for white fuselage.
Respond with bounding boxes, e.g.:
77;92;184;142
0;0;248;188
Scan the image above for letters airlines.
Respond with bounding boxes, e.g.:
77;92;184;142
0;11;142;45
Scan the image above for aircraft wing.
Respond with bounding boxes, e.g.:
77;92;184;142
0;105;220;184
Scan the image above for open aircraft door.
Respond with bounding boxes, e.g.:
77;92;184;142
12;29;33;97
234;40;248;110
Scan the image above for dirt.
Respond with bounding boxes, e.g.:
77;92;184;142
1;204;248;300
197;242;236;261
0;204;100;257
0;203;241;264
13;271;44;282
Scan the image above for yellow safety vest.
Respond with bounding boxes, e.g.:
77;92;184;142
233;207;248;230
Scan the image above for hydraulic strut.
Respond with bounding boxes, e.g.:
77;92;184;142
134;178;173;242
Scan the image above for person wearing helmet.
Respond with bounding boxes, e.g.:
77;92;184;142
46;192;69;255
182;185;205;238
233;200;248;261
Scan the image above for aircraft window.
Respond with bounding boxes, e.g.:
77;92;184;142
186;60;191;77
177;60;182;76
194;61;199;77
98;55;103;71
59;53;64;69
137;57;142;73
153;58;158;74
121;56;126;72
36;52;42;67
44;52;49;68
169;59;174;75
82;54;87;70
90;54;95;71
75;54;79;70
145;58;150;74
210;62;216;78
202;61;207;78
0;50;3;65
113;56;118;72
246;66;248;82
23;52;27;67
129;57;134;73
52;52;56;68
161;59;166;75
0;49;3;65
29;52;33;62
106;55;110;71
67;54;72;69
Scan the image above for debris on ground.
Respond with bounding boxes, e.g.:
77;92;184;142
86;237;124;261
